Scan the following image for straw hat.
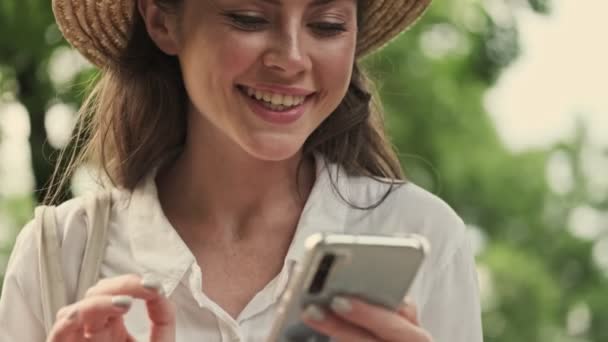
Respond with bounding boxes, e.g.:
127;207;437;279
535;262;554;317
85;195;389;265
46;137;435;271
52;0;432;68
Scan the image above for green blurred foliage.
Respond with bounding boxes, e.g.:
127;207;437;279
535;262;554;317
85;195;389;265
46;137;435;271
1;0;606;341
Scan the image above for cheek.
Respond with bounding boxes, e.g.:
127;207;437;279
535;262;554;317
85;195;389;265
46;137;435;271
218;36;265;75
198;26;271;84
180;22;260;76
180;32;259;111
324;55;353;89
315;41;356;105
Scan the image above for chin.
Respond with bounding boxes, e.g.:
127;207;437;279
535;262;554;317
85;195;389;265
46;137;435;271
240;133;306;162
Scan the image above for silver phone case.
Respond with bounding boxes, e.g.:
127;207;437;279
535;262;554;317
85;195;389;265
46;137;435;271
267;233;429;342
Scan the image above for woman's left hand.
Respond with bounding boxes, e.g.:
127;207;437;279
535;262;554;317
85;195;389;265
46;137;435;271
301;297;433;342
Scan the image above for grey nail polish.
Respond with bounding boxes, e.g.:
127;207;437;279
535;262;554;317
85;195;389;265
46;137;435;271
112;295;133;309
141;277;165;296
302;305;325;321
330;297;352;314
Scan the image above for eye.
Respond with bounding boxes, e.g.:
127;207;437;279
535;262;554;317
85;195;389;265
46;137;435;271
226;13;269;31
310;22;347;37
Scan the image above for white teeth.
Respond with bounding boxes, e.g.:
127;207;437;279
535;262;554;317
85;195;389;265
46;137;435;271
284;95;294;106
270;93;281;105
242;86;306;107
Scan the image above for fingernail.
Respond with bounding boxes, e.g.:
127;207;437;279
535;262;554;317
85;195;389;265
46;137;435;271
141;277;165;296
112;295;133;309
302;305;325;321
330;297;352;314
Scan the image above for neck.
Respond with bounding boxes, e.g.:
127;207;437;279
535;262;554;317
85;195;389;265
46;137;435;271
156;114;316;242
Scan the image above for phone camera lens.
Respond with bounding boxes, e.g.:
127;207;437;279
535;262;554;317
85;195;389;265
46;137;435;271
308;253;336;294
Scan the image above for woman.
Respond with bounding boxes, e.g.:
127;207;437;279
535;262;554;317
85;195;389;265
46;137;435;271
0;0;483;341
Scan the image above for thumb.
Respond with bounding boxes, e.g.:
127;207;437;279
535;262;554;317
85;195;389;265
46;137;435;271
397;297;420;326
143;281;176;342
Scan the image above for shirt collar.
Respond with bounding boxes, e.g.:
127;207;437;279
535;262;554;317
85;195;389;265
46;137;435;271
284;153;349;262
126;153;349;294
127;169;195;295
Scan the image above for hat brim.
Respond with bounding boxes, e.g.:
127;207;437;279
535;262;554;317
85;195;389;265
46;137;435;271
52;0;432;68
358;0;432;57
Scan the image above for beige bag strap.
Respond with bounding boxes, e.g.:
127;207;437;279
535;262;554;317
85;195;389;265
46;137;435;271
37;205;66;334
76;191;112;299
37;191;112;334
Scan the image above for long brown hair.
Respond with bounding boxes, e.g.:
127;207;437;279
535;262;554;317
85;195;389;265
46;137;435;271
44;0;404;206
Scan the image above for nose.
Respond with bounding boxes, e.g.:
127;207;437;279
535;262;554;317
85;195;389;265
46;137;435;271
262;29;312;77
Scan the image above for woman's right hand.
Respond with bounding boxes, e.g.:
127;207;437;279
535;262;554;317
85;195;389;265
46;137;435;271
46;274;175;342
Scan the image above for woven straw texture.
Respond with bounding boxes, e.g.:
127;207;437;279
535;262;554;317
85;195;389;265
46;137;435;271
52;0;431;68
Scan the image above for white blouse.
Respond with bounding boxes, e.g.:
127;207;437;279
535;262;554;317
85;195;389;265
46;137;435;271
0;156;483;341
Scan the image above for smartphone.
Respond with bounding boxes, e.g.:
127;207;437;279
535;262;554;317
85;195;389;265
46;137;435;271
266;233;429;342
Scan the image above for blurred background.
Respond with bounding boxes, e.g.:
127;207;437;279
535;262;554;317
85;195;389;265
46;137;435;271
0;0;607;340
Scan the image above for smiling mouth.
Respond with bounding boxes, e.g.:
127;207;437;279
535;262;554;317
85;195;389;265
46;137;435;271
236;85;313;112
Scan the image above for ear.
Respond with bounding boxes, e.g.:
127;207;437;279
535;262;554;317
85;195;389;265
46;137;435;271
138;0;180;55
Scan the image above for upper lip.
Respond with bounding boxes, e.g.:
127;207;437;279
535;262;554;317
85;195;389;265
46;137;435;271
240;84;316;97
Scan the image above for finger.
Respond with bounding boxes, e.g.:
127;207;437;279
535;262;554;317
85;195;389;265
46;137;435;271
397;297;420;325
106;316;136;342
85;274;175;338
51;297;133;342
300;305;376;342
146;287;176;341
86;316;135;342
329;296;430;341
83;326;112;342
80;311;134;342
71;295;133;337
85;274;162;300
47;308;82;342
56;304;78;321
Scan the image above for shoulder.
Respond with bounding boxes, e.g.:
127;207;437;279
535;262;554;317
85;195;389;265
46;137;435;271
342;176;467;270
14;190;120;243
54;189;129;238
6;189;128;288
0;190;122;330
9;194;88;266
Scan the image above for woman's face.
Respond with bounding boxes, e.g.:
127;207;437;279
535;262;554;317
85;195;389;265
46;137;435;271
173;0;357;161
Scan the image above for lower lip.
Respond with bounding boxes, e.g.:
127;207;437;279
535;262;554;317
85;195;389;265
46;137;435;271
239;87;312;125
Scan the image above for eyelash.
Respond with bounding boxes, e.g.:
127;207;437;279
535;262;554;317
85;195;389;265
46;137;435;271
225;14;347;37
